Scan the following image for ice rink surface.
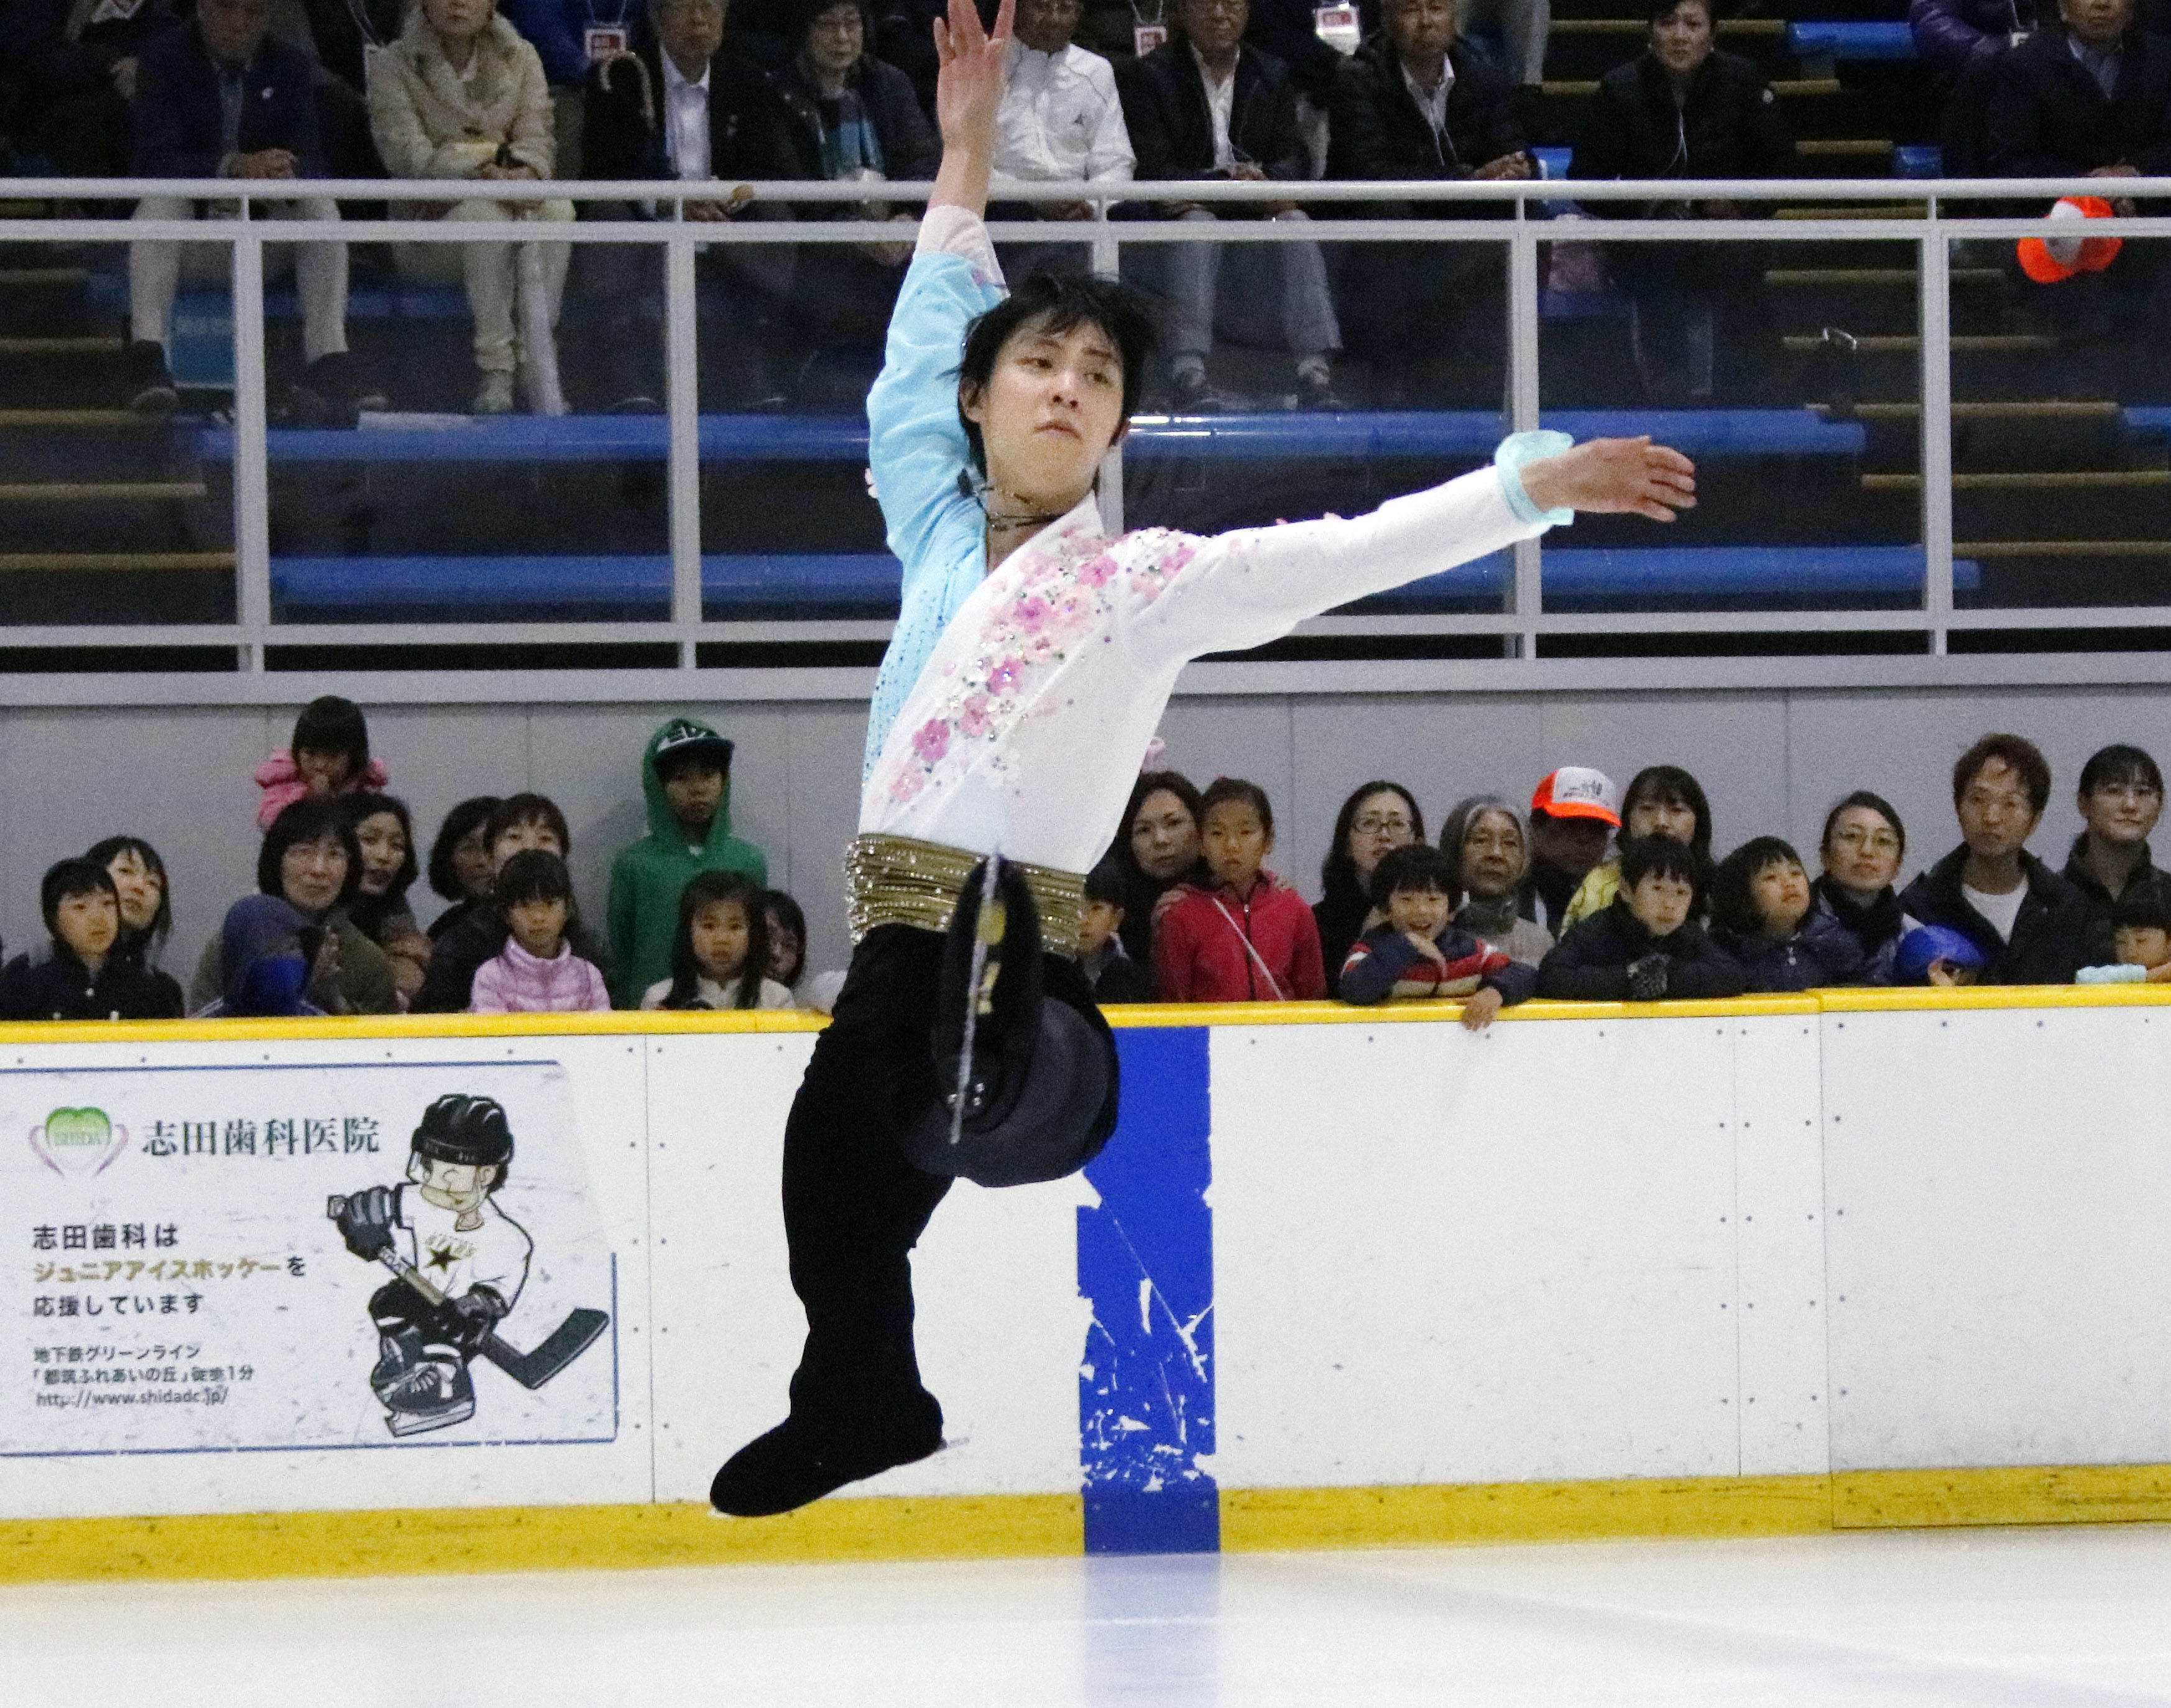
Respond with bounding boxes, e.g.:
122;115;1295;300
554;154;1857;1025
10;1525;2171;1705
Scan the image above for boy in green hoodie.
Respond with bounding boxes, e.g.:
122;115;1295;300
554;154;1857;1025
607;718;769;1006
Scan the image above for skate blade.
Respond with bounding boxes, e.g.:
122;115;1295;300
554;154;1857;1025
383;1398;476;1438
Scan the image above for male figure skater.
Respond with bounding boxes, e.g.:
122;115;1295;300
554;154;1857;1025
709;0;1698;1517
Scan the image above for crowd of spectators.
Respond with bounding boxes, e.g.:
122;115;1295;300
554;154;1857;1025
0;694;2157;1026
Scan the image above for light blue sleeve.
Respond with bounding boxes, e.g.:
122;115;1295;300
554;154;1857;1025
2077;962;2147;984
1494;429;1575;529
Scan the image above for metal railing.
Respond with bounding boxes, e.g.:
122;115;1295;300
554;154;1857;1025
4;175;2170;699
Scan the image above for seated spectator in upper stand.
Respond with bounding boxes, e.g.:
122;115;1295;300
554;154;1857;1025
578;0;785;410
1325;0;1529;404
415;793;611;1010
1117;0;1344;411
1912;0;2041;78
0;860;184;1021
1811;790;1908;983
1708;836;1865;992
1312;780;1424;977
1339;843;1534;1028
1897;732;2093;986
6;0;178;177
987;0;1134;272
503;0;650;175
192;798;400;1014
1079;857;1156;1002
2078;889;2171;982
1562;762;1712;930
1537;834;1745;1001
1153;777;1327;1002
469;850;613;1012
1519;765;1620;935
1439;793;1555;966
1569;0;1791;403
297;0;407;99
642;869;797;1008
2063;743;2169;954
86;835;175;976
1893;922;1989;987
122;0;372;425
1107;769;1208;966
344;793;433;1007
606;718;768;1009
423;795;504;941
366;0;576;416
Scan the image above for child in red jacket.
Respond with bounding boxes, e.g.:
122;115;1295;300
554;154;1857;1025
1153;778;1327;1002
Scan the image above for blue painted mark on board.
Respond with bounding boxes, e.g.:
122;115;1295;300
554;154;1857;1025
1078;1025;1217;1555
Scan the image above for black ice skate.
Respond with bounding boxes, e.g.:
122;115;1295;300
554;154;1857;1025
372;1328;476;1438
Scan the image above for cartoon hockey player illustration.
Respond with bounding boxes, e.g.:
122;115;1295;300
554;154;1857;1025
330;1094;607;1438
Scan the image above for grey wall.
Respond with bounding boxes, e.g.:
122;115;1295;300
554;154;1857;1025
5;684;2165;990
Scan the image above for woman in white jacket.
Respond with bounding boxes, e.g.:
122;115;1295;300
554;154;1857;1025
366;0;574;413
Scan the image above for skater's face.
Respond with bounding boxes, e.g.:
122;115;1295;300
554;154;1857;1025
962;317;1127;509
2081;770;2163;851
2116;923;2171;969
690;898;752;981
1625;790;1697;847
1077;897;1123;954
805;1;864;75
1626;870;1694;937
1457;810;1527;900
1530;810;1611;879
104;847;165;933
1386;0;1456;64
1015;0;1082;53
353;810;408;898
1201;800;1271;892
280;833;349;916
1821;805;1902;895
2061;0;2132;50
1748;856;1812;940
451;824;496;900
507;895;570;959
1649;0;1713;75
662;759;727;833
294;746;354;797
1386;884;1452;941
491;817;565;872
55;887;119;966
415;1155;498;1209
1956;757;2042;862
1345;788;1419;883
1130;788;1201;882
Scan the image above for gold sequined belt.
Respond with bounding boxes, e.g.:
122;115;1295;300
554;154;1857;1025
844;833;1086;959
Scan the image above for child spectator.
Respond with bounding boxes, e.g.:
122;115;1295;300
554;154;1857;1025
1894;924;1989;989
1314;781;1425;978
1538;835;1745;1001
2078;891;2171;985
1106;770;1207;967
425;796;504;941
469;851;611;1013
642;871;796;1010
607;718;768;1009
85;835;174;972
1439;795;1555;967
1080;858;1154;1004
344;794;433;1007
416;794;611;1012
0;860;183;1021
1339;845;1534;1031
1812;792;1907;983
255;695;389;830
1709;837;1866;992
1561;764;1713;930
1153;778;1326;1003
193;895;332;1018
765;889;809;992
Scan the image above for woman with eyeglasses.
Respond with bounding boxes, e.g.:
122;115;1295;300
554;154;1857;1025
2062;744;2169;953
1812;790;1908;983
1314;782;1425;979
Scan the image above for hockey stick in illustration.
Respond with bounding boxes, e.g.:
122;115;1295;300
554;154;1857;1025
325;1194;608;1390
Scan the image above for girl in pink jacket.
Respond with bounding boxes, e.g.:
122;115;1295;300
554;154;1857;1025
256;695;390;830
469;850;611;1013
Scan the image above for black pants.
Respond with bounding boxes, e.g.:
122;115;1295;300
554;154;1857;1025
779;923;1110;1440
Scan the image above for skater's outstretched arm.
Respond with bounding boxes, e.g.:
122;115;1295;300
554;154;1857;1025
926;0;1014;221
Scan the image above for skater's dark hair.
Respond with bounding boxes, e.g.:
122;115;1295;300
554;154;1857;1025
1709;836;1805;937
957;270;1156;474
85;834;173;955
485;793;572;857
427;796;501;902
1622;765;1713;864
1367;843;1455;910
1322;780;1424;924
259;796;364;911
41;858;117;936
1619;833;1703;892
494;849;574;911
1818;790;1906;862
663;870;770;1009
290;694;370;778
762;889;808;988
1199;775;1275;835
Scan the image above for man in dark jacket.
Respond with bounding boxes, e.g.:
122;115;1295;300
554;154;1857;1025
1986;0;2171;179
1117;0;1342;409
124;0;366;422
1570;0;1791;402
1896;733;2093;986
1326;0;1529;399
6;0;178;176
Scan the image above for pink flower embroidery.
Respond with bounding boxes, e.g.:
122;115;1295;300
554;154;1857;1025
959;694;992;739
1077;553;1117;588
988;657;1025;694
911;719;950;764
1012;594;1053;632
888;766;925;803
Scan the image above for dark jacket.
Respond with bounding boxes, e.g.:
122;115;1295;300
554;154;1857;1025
1810;874;1905;985
131;25;325;178
1712;910;1866;993
0;941;183;1022
2060;834;2170;959
581;40;777;183
1085;940;1156;1004
1896;846;2093;985
1519;857;1582;936
1536;899;1746;1000
750;52;940;190
1985;25;2171;177
1118;39;1311;182
1243;0;1365;105
1909;0;2038;76
1326;39;1525;211
8;0;178;105
1570;49;1792;209
1339;921;1537;1006
297;0;407;91
414;909;611;1012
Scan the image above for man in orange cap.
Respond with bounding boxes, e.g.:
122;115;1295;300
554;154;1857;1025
1523;767;1621;934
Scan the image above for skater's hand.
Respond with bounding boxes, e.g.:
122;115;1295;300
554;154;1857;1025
933;0;1013;152
334;1184;399;1261
1519;435;1696;523
1459;986;1505;1032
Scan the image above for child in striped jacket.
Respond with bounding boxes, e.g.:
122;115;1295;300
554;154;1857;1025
1339;844;1536;1030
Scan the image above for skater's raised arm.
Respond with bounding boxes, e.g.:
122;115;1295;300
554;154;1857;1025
926;0;1014;223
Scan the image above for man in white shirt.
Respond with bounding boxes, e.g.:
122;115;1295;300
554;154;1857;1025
988;0;1134;270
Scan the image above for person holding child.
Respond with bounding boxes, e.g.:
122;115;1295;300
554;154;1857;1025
1560;763;1713;930
255;695;390;831
1313;781;1425;978
469;851;612;1012
643;871;798;1010
416;795;611;1012
2063;744;2169;956
1439;794;1554;967
1538;834;1745;1000
1708;836;1866;992
1079;857;1155;1002
1338;844;1534;1029
0;860;184;1021
1154;778;1327;1002
1810;791;1907;983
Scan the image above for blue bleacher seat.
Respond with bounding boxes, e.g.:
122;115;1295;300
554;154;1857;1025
1787;21;1915;59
